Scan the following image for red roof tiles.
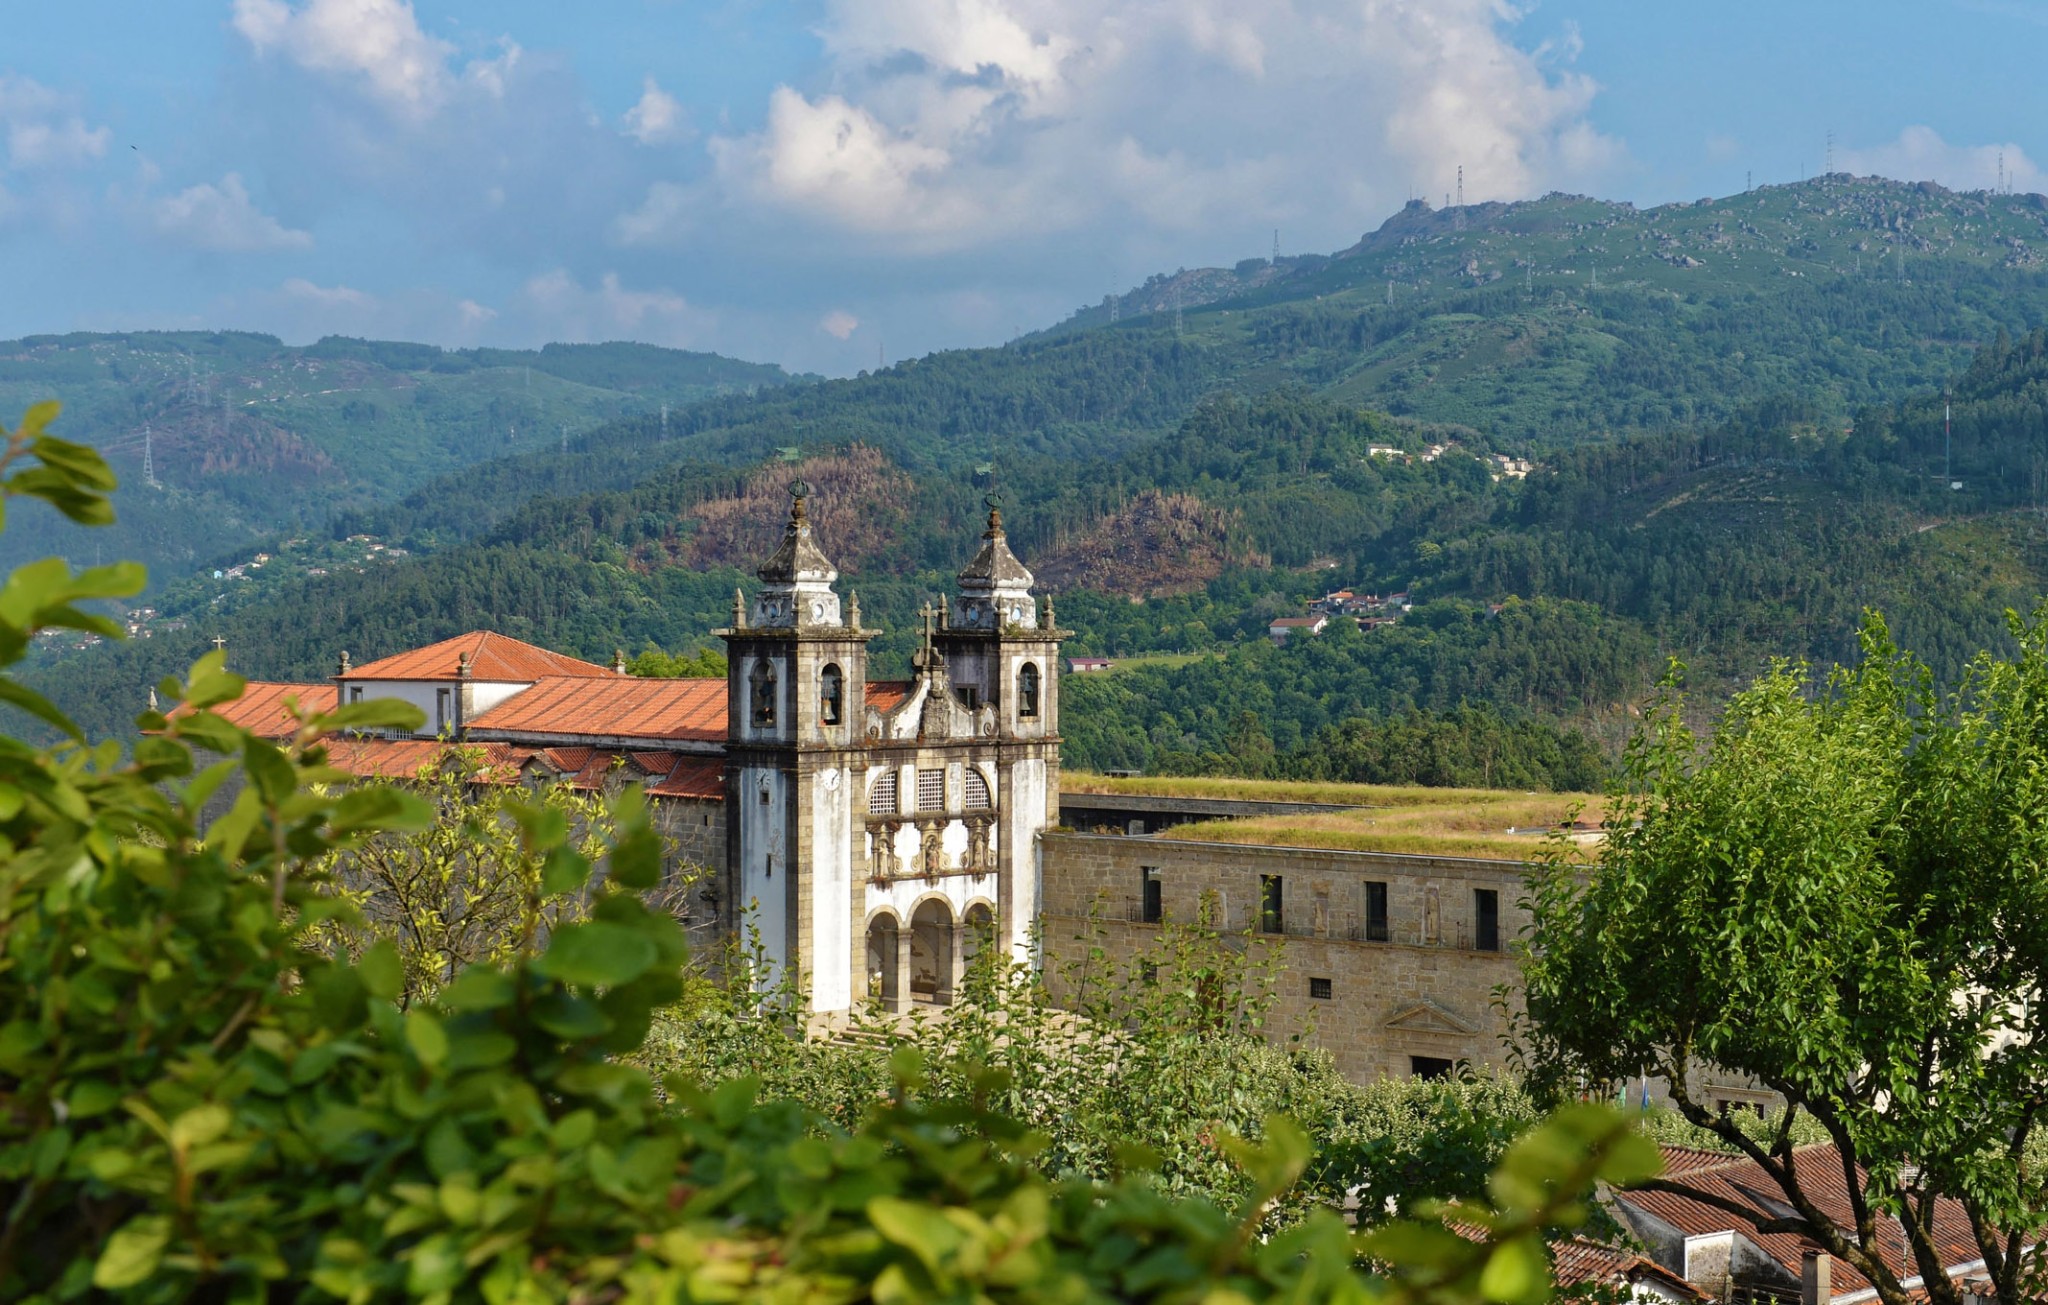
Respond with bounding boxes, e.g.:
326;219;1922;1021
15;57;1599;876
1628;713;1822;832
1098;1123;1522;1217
466;676;726;742
341;631;612;682
177;681;333;740
866;680;913;713
1616;1145;2001;1300
315;737;724;800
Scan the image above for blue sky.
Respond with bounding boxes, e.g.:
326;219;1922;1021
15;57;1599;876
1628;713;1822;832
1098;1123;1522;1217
3;0;2043;375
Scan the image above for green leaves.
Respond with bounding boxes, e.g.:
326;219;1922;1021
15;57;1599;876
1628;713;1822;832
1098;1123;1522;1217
535;921;659;988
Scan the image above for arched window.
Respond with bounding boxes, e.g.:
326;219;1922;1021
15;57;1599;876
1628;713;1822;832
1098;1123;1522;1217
1018;662;1041;718
964;768;992;809
749;658;777;727
820;663;843;724
868;771;898;814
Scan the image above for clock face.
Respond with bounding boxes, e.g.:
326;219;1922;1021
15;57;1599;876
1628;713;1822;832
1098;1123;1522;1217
811;599;827;621
822;769;842;792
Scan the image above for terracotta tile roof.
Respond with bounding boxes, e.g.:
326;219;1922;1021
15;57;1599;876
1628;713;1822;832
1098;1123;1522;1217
1616;1145;2001;1300
315;738;723;799
866;680;913;713
1551;1237;1708;1301
466;676;727;742
173;681;333;740
648;756;724;800
341;631;612;682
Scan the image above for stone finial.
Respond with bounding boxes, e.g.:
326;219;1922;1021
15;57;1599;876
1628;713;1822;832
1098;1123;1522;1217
848;590;862;628
732;587;747;629
1042;592;1055;630
789;478;811;525
456;651;472;680
612;648;628;674
938;595;950;631
338;650;351;676
147;686;158;712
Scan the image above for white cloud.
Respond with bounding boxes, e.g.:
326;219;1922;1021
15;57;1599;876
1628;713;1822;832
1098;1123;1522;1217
707;0;1621;246
281;276;371;307
820;309;860;339
612;181;695;246
152;173;313;252
520;269;715;346
1837;126;2044;194
0;74;110;168
458;298;498;327
623;77;690;145
232;0;474;118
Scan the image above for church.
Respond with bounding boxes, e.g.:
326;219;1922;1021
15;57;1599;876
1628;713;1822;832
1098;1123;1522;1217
215;487;1064;1014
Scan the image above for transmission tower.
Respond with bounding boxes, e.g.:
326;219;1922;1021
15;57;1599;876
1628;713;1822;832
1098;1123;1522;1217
560;425;568;456
660;402;669;442
1825;130;1834;177
1271;228;1280;264
143;421;158;488
1456;165;1464;207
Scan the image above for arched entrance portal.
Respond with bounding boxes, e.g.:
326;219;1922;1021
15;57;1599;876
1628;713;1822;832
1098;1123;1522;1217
910;899;955;1004
864;913;900;1010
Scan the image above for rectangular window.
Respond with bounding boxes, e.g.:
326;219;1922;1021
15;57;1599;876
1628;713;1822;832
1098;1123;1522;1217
1141;867;1162;923
435;687;451;734
1411;1055;1455;1081
1139;960;1159;986
1365;881;1390;942
916;768;945;811
1308;976;1333;1000
1475;888;1500;952
1259;874;1284;934
348;686;363;704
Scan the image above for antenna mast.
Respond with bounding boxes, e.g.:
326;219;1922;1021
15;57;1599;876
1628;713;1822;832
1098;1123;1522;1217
1456;165;1464;207
1825;130;1834;177
1271;228;1280;264
660;402;668;442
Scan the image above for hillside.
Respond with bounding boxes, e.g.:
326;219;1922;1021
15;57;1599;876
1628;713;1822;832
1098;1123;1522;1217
21;175;2048;767
0;332;806;589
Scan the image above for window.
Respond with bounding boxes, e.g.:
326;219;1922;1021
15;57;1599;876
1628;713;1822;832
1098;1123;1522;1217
916;768;945;811
1308;976;1333;1000
964;768;992;809
348;685;363;704
820;664;843;725
868;771;898;815
959;684;980;710
1259;874;1284;934
1365;881;1390;943
1139;961;1159;986
1410;1056;1455;1081
1141;866;1162;923
1474;888;1500;952
1017;662;1040;717
435;687;451;734
749;659;776;727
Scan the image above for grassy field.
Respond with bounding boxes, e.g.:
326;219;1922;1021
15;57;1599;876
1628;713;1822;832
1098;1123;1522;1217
1062;772;1607;859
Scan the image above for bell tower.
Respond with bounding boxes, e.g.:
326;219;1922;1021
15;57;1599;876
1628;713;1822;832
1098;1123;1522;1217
936;496;1064;957
721;481;872;1008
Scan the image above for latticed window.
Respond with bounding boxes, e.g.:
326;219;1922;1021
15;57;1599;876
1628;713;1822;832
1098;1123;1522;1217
916;768;945;811
964;768;991;809
868;772;898;815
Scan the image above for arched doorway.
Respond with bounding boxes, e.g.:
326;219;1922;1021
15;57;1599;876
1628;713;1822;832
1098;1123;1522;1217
865;913;900;1010
909;898;955;1004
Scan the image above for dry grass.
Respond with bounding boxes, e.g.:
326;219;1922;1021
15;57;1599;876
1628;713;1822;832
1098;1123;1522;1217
1063;773;1608;860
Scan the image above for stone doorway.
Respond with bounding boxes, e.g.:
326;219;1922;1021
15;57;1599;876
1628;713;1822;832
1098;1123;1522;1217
910;899;955;1004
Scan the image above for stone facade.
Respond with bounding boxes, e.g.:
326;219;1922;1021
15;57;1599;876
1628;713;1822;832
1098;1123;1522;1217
1039;832;1529;1082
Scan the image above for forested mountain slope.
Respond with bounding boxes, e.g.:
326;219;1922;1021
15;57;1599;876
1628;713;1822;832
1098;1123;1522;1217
24;177;2048;777
0;332;805;586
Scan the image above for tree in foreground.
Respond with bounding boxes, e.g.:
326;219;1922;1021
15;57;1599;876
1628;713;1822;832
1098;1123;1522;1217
1519;620;2048;1305
0;402;1658;1301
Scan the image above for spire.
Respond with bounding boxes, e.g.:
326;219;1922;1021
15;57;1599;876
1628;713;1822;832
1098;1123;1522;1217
750;477;843;628
954;493;1036;630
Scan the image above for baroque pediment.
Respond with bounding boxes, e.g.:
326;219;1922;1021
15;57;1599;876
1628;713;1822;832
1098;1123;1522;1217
1384;1000;1480;1037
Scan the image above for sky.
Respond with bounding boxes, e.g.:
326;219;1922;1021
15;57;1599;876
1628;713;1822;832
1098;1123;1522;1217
3;0;2045;376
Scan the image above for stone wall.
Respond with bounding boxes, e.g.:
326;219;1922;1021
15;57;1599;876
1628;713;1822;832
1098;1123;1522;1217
1039;832;1530;1082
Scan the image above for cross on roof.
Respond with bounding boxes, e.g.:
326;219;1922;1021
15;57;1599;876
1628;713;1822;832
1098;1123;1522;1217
212;635;227;652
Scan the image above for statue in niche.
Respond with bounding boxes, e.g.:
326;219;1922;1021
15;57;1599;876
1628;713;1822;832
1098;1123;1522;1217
1424;885;1441;945
923;826;942;877
749;659;777;727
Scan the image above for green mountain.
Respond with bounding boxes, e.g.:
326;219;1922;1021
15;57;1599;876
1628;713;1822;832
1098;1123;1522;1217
0;331;807;587
23;176;2048;777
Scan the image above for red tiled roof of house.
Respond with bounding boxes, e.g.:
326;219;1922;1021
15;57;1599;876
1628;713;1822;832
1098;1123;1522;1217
1617;1144;1997;1300
866;680;914;713
1270;616;1324;628
173;681;333;740
341;631;613;682
1551;1237;1708;1301
466;676;726;742
321;737;458;780
648;756;724;800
